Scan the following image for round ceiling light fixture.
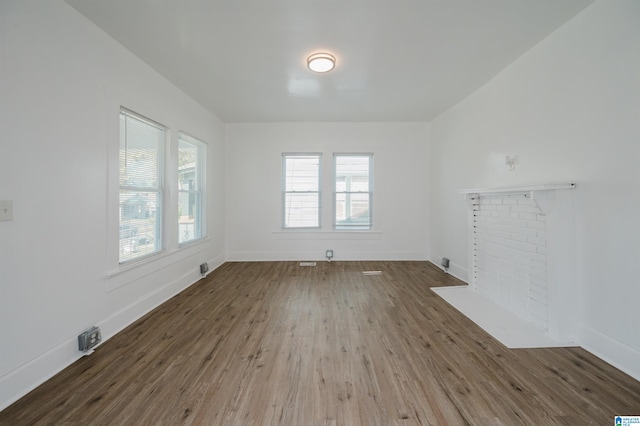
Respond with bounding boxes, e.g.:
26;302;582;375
307;53;336;73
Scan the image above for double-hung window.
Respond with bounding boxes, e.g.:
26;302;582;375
334;154;373;230
282;154;321;228
178;133;205;244
119;109;165;263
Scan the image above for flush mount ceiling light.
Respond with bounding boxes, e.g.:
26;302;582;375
307;53;336;73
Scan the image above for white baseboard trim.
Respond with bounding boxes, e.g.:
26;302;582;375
429;254;468;283
577;324;640;381
99;255;223;344
0;255;225;412
204;253;225;276
225;251;429;262
0;337;85;413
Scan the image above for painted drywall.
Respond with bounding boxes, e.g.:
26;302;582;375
225;122;430;261
0;0;225;409
429;0;640;378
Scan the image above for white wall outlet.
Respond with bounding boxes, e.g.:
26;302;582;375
0;200;13;221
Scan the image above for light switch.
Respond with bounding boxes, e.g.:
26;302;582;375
0;200;13;221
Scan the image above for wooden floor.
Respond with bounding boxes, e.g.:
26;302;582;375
1;261;639;425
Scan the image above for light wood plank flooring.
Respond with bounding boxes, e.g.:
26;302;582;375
1;261;639;425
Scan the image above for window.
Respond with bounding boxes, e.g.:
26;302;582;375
334;154;373;229
119;109;165;263
178;133;205;244
282;154;321;228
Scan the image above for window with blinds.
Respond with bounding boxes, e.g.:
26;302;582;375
178;133;205;244
282;154;321;228
119;109;165;263
334;154;373;230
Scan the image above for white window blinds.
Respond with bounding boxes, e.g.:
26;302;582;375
119;109;165;263
334;154;373;229
283;154;321;228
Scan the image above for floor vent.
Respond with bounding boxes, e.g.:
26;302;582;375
299;262;317;266
362;270;382;276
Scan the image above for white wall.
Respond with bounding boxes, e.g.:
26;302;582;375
225;122;430;261
0;0;226;409
429;0;640;379
3;0;637;412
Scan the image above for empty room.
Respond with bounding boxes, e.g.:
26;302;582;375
1;0;639;424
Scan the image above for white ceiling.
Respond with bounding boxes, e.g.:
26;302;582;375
65;0;593;123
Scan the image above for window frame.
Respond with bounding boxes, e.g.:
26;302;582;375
178;132;206;246
282;153;322;229
333;153;373;230
118;107;167;264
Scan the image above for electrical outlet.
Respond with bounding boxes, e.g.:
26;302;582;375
78;326;101;352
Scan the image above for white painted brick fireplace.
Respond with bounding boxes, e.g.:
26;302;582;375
462;184;576;343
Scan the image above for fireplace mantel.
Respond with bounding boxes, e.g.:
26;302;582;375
460;183;575;194
461;183;575;215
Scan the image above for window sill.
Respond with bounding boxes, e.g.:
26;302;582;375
272;230;382;240
178;236;208;249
